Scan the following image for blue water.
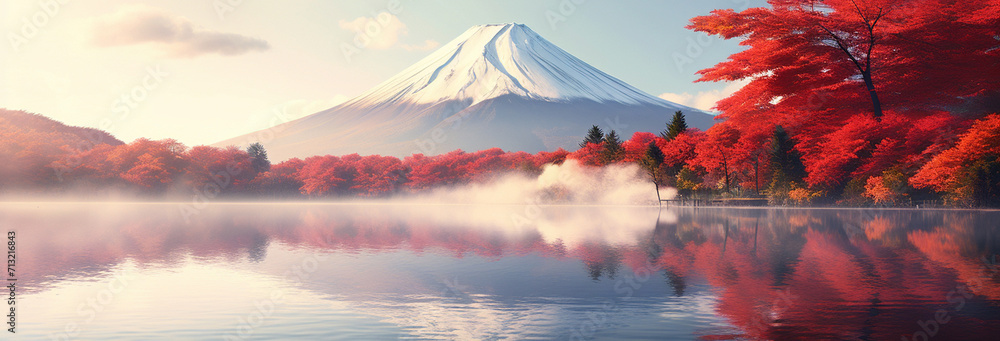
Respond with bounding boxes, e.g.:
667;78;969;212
4;203;1000;340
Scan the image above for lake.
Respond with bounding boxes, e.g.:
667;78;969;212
5;203;1000;340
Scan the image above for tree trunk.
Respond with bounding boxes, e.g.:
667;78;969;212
654;181;661;205
753;155;760;196
863;70;883;118
723;159;730;194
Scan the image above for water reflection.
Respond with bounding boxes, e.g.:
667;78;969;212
5;203;1000;340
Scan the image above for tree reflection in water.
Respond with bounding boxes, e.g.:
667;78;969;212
6;203;999;339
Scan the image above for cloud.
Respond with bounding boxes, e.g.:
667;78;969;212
402;39;441;51
658;79;750;112
338;13;408;50
91;7;269;57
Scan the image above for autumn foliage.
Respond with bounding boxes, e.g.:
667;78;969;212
682;0;1000;206
0;110;577;198
911;114;1000;205
1;109;123;190
2;1;999;206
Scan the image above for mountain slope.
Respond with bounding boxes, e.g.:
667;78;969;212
217;23;716;160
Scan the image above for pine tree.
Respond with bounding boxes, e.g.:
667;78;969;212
766;125;806;204
769;125;806;182
247;142;271;173
660;111;688;141
580;125;605;148
962;155;1000;207
601;130;623;164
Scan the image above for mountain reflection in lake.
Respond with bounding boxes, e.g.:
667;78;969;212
6;203;1000;340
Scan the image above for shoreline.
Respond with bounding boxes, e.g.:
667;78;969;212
0;199;997;212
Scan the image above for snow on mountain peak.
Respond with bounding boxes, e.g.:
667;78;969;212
215;23;716;160
344;23;675;108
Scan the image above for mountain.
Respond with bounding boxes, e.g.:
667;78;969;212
0;109;123;147
1;109;123;188
216;23;716;160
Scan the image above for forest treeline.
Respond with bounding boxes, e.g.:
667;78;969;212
1;108;998;206
2;0;998;206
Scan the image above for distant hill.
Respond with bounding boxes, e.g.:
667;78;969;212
0;109;123;146
0;109;123;189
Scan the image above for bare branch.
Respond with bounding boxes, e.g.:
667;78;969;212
849;0;870;25
863;7;885;72
818;24;866;74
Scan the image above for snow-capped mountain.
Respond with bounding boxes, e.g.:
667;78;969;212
216;23;716;160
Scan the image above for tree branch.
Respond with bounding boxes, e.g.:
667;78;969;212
818;23;865;74
849;0;870;25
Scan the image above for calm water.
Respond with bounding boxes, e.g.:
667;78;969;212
4;203;1000;340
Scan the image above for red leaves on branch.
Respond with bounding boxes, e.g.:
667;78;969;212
568;143;604;166
184;145;256;192
689;122;771;192
658;128;704;170
350;155;406;196
688;0;1000;190
622;132;657;162
691;0;999;122
403;148;535;191
298;155;356;196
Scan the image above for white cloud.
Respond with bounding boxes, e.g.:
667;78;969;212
402;39;441;51
658;79;749;112
338;13;408;50
91;6;269;58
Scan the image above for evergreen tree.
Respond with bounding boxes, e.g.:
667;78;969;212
962;155;1000;207
660;111;688;141
580;125;605;148
766;125;807;205
769;125;806;182
640;142;665;177
601;130;623;164
247;142;271;173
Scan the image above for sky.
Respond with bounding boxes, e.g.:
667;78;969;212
1;0;765;147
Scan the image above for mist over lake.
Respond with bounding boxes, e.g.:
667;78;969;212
6;203;999;340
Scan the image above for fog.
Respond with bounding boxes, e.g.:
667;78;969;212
398;159;674;206
1;159;674;207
